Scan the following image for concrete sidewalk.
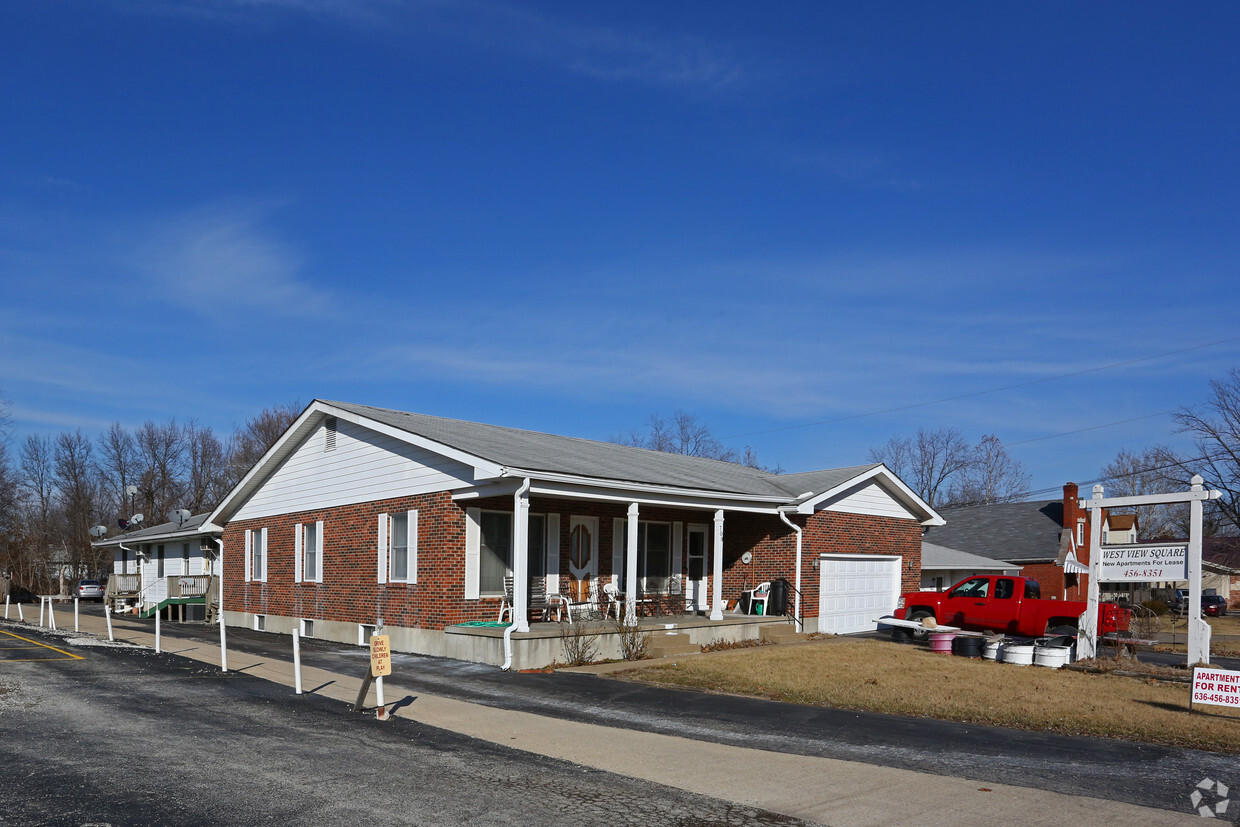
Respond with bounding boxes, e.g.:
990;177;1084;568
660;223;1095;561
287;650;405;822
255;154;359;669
10;603;1202;827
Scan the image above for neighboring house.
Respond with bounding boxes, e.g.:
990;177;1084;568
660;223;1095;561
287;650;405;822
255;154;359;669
91;513;222;621
919;542;1021;591
203;400;943;668
921;483;1101;601
1204;538;1240;607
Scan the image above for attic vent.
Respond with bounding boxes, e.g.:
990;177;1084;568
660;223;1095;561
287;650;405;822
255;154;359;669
324;417;337;452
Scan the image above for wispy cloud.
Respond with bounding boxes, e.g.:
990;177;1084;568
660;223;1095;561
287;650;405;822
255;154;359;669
122;0;756;92
127;204;327;317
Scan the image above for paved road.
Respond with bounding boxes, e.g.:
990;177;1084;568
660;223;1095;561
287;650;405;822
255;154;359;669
66;607;1240;821
0;626;808;827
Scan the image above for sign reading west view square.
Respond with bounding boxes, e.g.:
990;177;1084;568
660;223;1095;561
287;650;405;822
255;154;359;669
1097;543;1188;582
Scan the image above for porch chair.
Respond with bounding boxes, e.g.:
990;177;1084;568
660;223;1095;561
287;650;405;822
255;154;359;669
566;578;601;623
500;575;562;624
602;581;622;620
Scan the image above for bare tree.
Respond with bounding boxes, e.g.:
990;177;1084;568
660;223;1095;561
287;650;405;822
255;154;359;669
612;410;778;472
870;427;972;509
1170;367;1240;534
224;402;303;486
54;430;104;579
184;420;228;512
134;419;186;524
950;434;1031;507
20;434;58;592
1096;446;1189;539
97;422;139;523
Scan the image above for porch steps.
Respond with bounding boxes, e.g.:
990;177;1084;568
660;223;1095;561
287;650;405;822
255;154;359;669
759;624;805;645
646;632;699;659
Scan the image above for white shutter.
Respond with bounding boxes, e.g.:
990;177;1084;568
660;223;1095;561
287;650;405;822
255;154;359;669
672;521;683;580
612;518;624;591
244;529;253;582
464;507;481;600
546;513;560;594
315;520;325;583
377;513;388;585
294;523;303;582
407;510;418;585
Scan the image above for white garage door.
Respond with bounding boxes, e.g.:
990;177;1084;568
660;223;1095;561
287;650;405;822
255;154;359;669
818;554;901;635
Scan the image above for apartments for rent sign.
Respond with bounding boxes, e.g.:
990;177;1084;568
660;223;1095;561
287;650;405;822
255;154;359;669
1193;667;1240;709
1097;543;1188;582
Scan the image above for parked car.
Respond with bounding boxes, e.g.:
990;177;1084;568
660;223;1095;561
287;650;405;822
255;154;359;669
75;579;104;601
1201;595;1228;617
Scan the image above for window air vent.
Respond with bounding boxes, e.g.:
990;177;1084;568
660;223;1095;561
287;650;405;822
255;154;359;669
325;417;337;452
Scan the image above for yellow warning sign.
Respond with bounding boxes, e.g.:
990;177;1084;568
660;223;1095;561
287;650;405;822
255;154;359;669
370;634;392;677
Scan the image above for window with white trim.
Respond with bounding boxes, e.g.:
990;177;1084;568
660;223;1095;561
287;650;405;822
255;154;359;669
303;522;320;582
620;521;671;592
252;528;267;581
1077;519;1086;546
388;510;418;583
478;511;547;596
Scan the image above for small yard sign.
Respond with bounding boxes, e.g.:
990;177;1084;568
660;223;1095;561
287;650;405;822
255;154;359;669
1097;543;1187;582
1192;666;1240;710
370;634;392;677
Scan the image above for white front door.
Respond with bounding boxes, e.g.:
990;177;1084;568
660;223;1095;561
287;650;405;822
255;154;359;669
686;524;709;612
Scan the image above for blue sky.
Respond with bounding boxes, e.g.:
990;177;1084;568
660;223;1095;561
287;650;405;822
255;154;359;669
2;1;1239;496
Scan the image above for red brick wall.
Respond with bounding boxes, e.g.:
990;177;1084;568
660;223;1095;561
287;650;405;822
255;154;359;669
1018;562;1088;602
224;495;923;629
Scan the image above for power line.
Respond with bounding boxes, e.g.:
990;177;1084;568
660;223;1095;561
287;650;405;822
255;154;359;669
722;335;1240;441
1006;411;1175;446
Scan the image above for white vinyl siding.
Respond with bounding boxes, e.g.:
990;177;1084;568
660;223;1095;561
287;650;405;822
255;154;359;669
232;418;476;521
820;481;918;520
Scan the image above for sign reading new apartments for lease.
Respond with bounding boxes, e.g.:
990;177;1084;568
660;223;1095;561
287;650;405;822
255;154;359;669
1097;543;1188;582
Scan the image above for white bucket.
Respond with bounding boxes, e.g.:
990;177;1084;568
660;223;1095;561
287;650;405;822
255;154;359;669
1035;645;1071;669
982;640;1005;661
1002;644;1035;666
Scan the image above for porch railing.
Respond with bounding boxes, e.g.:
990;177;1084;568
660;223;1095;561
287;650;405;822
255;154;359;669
169;575;211;598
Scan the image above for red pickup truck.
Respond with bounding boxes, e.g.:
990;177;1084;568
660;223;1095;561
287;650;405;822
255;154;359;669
891;575;1131;639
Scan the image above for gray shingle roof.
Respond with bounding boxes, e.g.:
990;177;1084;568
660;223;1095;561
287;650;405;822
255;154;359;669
326;400;878;500
921;541;1022;571
921;499;1065;563
92;512;216;548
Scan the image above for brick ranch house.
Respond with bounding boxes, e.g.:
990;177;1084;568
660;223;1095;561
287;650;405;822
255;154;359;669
202;400;943;668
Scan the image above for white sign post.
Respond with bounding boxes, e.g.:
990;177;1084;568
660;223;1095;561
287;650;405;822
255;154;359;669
1078;476;1220;665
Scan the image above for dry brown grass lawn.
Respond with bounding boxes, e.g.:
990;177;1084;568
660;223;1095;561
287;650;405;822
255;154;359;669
616;639;1240;753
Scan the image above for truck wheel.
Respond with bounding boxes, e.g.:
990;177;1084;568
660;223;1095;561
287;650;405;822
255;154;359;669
1048;624;1078;637
892;610;934;643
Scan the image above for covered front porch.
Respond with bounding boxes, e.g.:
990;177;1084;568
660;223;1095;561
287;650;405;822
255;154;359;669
444;611;799;669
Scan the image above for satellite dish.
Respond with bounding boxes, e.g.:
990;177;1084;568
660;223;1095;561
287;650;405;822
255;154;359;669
125;484;138;497
130;513;145;525
89;525;108;539
741;551;753;565
117;518;129;531
167;509;191;526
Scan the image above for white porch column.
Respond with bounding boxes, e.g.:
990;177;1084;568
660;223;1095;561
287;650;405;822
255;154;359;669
625;503;639;625
710;509;725;621
513;479;531;633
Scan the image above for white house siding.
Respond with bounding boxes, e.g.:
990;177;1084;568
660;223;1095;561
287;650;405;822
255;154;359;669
820;481;912;520
233;417;476;521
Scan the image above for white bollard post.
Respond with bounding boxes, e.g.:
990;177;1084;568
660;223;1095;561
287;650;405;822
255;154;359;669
4;594;9;620
105;606;114;641
17;601;24;622
47;599;57;631
375;674;385;718
39;597;45;627
154;604;161;654
293;629;303;695
219;614;228;673
75;597;80;632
